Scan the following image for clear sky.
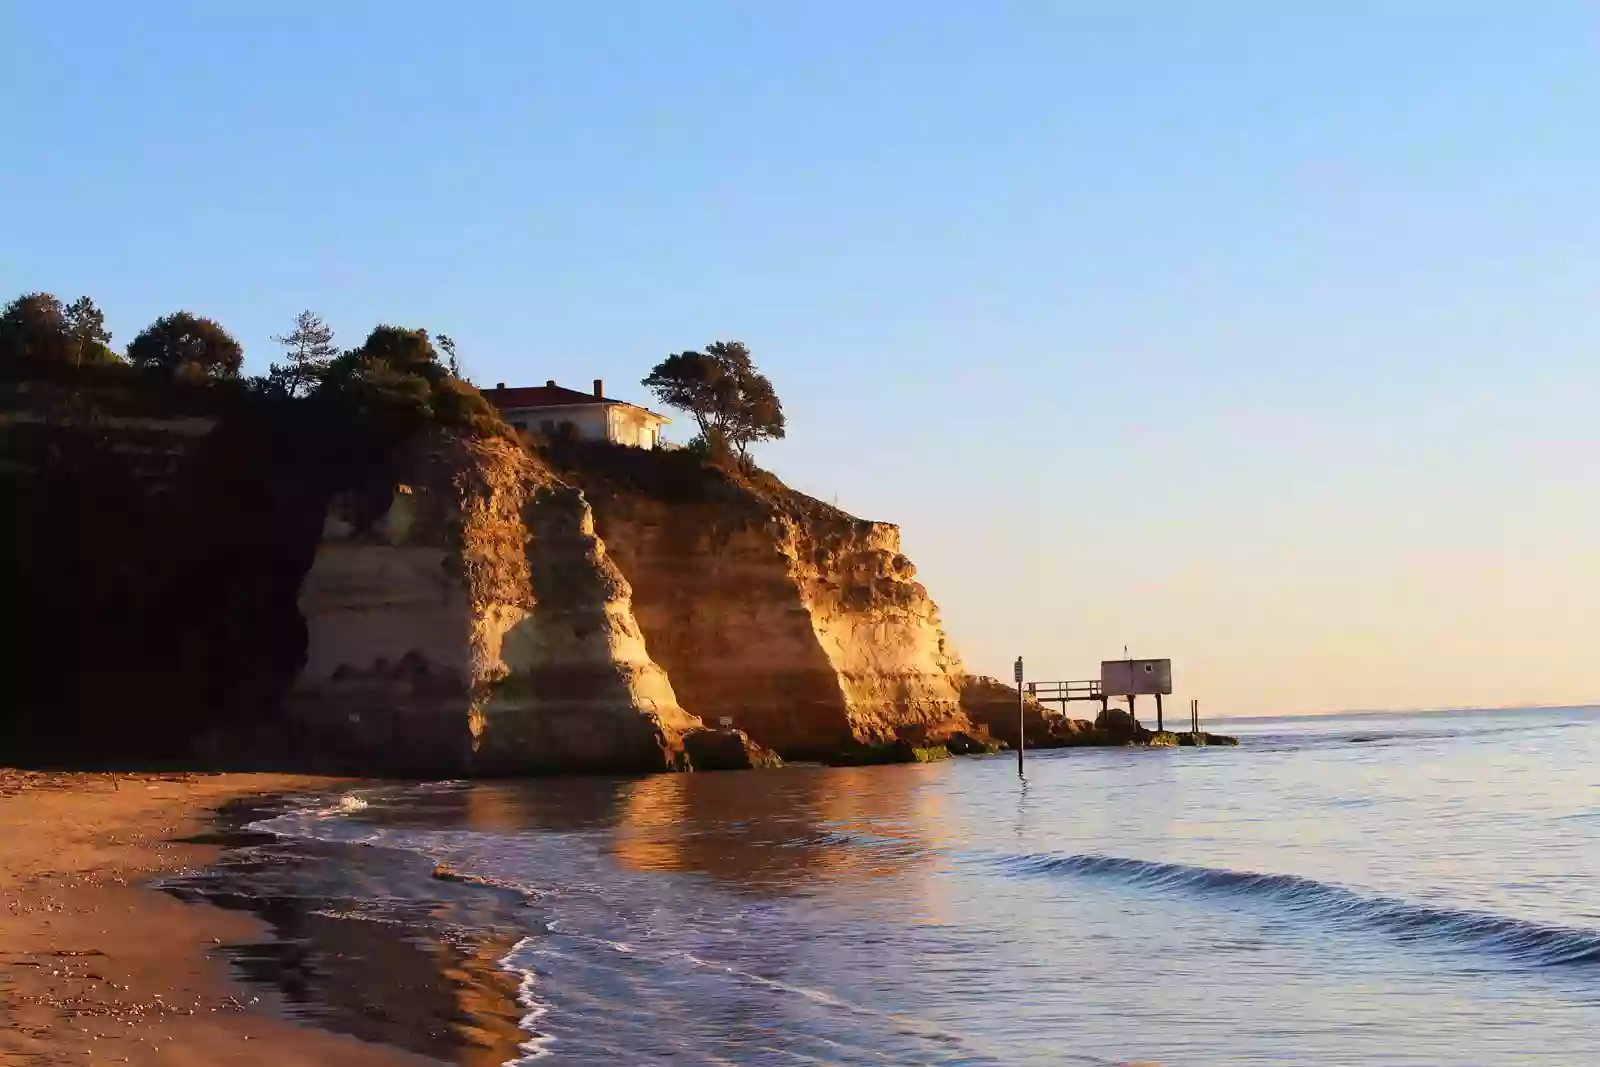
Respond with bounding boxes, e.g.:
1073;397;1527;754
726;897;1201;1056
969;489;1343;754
5;2;1598;715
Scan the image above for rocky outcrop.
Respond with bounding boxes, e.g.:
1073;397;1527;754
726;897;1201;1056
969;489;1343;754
959;675;1064;747
682;728;784;771
960;676;1240;749
288;435;717;774
548;445;972;761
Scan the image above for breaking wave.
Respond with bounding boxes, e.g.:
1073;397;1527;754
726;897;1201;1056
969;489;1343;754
1003;853;1600;968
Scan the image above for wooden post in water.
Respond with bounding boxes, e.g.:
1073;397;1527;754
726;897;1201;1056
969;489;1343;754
1014;656;1025;776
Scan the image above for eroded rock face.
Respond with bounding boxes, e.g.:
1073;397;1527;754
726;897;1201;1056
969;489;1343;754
553;449;972;761
292;438;988;771
289;436;705;774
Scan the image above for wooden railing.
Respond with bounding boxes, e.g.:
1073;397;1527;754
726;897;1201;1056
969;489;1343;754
1026;680;1105;704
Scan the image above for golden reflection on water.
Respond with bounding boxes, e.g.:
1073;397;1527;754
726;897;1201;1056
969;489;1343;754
611;764;957;923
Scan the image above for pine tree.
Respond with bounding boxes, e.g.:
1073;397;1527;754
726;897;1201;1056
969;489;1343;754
269;310;336;397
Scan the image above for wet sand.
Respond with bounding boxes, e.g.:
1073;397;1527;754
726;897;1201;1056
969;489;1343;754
0;769;434;1067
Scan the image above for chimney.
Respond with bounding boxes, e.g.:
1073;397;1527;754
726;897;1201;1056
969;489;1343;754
546;379;556;388
593;378;604;398
494;382;505;391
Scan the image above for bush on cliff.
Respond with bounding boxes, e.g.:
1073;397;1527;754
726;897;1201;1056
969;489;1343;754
127;311;244;381
313;325;508;446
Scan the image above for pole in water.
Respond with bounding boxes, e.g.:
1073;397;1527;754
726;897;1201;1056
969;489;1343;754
1014;656;1025;775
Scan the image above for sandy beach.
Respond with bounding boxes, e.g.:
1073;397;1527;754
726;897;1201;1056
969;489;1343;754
0;769;432;1067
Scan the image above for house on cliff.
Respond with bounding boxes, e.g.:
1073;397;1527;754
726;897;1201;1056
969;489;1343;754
486;379;670;448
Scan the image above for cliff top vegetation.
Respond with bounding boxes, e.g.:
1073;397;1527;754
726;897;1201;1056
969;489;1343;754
641;340;785;462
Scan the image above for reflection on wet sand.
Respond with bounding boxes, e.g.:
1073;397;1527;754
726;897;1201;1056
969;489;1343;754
166;803;529;1067
228;910;525;1067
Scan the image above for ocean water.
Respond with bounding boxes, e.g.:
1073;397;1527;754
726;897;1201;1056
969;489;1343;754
207;708;1600;1065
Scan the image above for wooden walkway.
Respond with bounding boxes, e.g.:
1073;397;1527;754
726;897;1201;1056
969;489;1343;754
1027;680;1110;715
1028;680;1174;732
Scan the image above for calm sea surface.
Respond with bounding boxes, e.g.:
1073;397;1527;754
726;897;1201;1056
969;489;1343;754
222;708;1600;1065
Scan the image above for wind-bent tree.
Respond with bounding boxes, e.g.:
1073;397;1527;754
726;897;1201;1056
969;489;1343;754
436;333;460;377
268;310;337;396
0;292;117;371
642;340;786;460
127;312;243;380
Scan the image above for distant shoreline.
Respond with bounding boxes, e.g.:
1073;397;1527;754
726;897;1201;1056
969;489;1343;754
1213;703;1600;723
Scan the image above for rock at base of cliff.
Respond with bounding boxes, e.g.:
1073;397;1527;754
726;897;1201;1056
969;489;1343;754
826;739;955;766
1094;708;1144;741
944;730;1002;755
1176;730;1240;746
681;728;784;771
957;674;1057;747
1092;711;1241;748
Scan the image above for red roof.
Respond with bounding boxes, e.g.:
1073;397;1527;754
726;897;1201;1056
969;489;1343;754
486;383;612;409
484;381;669;422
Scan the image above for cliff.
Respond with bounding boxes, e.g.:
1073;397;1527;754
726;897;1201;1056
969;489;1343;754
287;434;728;774
1;379;979;771
0;378;326;762
545;444;972;760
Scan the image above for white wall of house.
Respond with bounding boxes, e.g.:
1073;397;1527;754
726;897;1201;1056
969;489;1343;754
501;403;666;448
608;405;665;449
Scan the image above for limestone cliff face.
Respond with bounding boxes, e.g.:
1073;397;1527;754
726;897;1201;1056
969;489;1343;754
551;448;971;760
289;435;706;774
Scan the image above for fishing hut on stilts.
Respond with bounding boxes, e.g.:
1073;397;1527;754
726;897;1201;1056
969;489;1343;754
1027;658;1182;731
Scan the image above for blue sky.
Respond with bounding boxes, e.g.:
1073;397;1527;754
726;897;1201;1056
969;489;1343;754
5;2;1599;713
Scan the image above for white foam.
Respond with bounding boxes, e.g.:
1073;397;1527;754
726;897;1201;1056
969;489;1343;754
499;937;557;1063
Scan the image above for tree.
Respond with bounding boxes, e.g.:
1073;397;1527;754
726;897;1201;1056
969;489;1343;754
436;334;460;378
64;297;116;365
127;312;243;380
268;310;336;397
0;292;117;371
642;340;786;460
0;293;70;368
346;324;438;372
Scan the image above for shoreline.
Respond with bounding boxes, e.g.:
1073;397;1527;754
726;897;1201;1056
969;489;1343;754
0;769;434;1067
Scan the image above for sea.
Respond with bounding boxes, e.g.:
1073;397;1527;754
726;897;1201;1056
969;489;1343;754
169;707;1600;1066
